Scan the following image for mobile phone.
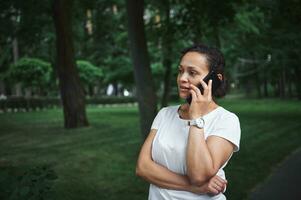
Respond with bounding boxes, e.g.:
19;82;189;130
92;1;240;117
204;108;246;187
186;70;222;104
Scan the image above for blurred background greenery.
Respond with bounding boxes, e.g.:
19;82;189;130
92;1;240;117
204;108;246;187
0;0;300;199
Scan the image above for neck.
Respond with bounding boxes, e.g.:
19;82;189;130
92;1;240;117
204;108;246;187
182;101;218;110
179;101;219;119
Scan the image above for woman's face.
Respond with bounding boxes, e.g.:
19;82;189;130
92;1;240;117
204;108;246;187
177;52;210;99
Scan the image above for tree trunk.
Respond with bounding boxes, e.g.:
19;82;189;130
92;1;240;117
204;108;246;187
12;37;22;97
279;69;286;99
126;0;157;139
288;77;292;98
12;38;19;63
274;82;279;97
0;81;5;95
113;82;118;96
4;84;11;96
88;85;93;97
52;0;89;128
293;66;301;100
161;0;172;108
252;55;261;98
25;88;32;98
245;79;252;97
93;85;100;96
263;70;268;97
161;53;172;107
255;73;262;98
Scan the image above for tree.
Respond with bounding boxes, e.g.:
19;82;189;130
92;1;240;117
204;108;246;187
266;0;301;99
126;0;157;139
222;4;267;98
52;0;89;128
5;57;52;96
0;0;55;96
149;0;174;107
76;60;103;96
221;0;301;99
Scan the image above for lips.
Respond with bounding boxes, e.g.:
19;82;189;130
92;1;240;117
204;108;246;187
180;85;189;89
179;86;190;91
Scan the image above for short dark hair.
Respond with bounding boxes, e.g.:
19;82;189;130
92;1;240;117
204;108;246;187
180;44;227;98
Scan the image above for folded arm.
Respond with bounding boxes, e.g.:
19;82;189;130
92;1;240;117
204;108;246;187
186;126;235;186
136;129;226;194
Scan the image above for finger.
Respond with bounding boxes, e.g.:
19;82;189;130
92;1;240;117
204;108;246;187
213;180;224;188
200;79;209;96
199;79;208;90
215;176;228;184
208;79;212;98
190;84;201;98
190;89;198;102
221;184;226;193
223;184;227;193
214;175;227;183
212;182;223;192
208;185;219;196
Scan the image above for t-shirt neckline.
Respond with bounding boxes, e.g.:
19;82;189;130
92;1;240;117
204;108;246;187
176;104;222;121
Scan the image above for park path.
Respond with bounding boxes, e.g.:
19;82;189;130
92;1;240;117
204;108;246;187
249;148;301;200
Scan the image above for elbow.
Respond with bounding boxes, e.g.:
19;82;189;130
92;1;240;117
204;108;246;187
188;174;208;186
135;165;141;177
135;163;143;177
135;161;148;178
188;169;217;186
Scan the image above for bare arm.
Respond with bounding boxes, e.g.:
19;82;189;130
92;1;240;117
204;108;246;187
186;127;234;185
136;129;227;194
136;129;194;191
186;80;235;186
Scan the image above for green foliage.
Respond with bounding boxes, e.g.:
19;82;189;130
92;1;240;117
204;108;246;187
234;6;264;35
0;96;136;112
1;0;300;99
0;0;54;60
86;96;136;104
0;97;60;111
76;60;103;86
103;55;133;86
6;57;52;88
9;165;58;200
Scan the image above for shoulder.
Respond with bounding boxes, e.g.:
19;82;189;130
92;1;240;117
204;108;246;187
210;107;241;152
157;105;179;116
218;107;240;123
151;105;179;130
212;107;241;132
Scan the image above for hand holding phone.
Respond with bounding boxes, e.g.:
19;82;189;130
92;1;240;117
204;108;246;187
186;70;222;104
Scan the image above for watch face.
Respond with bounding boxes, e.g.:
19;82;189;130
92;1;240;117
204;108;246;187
196;118;204;128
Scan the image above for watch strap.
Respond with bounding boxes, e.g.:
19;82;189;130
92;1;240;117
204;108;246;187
187;120;196;126
188;117;204;128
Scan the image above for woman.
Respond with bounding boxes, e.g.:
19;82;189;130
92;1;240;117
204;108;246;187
136;44;241;200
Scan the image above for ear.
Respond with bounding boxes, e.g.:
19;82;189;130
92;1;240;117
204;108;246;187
217;73;223;81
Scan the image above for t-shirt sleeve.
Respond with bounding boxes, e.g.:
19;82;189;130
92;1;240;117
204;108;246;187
151;108;166;130
210;113;241;152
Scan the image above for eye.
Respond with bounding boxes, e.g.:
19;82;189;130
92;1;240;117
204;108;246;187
189;70;197;76
178;68;184;74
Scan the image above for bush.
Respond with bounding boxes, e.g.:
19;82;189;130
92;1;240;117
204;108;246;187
0;97;60;112
0;96;136;112
9;165;58;200
76;60;103;86
86;96;136;105
5;57;52;89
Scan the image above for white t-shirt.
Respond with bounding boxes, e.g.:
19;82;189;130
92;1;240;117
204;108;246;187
149;105;241;200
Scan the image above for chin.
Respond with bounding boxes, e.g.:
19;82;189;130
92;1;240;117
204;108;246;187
179;92;189;99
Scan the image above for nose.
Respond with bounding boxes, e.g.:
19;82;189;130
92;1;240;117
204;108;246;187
179;72;189;83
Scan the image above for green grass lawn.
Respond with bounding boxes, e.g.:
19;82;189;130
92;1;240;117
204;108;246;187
0;99;301;200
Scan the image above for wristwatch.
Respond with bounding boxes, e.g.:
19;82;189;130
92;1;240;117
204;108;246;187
188;117;205;129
